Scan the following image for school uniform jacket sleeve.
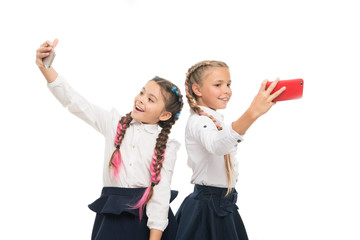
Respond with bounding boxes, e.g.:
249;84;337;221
188;115;243;156
146;139;180;231
47;75;115;136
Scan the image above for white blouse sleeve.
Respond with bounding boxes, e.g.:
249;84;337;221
47;75;118;136
145;138;180;231
188;115;243;156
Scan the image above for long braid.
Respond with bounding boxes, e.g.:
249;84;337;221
109;112;133;179
132;77;183;219
132;122;174;219
185;60;234;195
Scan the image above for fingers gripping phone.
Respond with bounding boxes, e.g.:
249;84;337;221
43;50;56;69
266;78;304;102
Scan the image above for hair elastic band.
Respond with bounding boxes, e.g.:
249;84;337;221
171;87;179;96
171;87;182;103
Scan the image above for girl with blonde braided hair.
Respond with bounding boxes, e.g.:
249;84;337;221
175;60;286;240
36;39;183;240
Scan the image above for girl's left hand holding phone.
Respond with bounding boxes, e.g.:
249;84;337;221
248;78;286;119
232;78;286;135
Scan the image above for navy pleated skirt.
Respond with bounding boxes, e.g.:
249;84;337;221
89;187;178;240
175;184;248;240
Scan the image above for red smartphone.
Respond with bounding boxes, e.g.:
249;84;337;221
266;78;304;102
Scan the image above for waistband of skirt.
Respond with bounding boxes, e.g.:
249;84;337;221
194;184;236;196
100;187;147;196
100;187;178;203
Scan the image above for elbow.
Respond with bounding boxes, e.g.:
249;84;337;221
206;142;232;156
213;148;232;156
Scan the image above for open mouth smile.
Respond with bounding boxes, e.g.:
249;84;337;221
218;97;229;102
134;104;145;112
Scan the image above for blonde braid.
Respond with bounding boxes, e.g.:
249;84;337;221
185;60;234;195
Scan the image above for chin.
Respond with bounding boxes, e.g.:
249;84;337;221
131;112;155;124
130;111;141;122
219;101;229;109
213;103;228;110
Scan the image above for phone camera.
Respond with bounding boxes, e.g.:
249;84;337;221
300;81;303;86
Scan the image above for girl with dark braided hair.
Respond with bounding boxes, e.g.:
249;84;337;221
175;60;286;240
36;39;183;240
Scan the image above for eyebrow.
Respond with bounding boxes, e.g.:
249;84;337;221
142;87;158;101
214;79;232;83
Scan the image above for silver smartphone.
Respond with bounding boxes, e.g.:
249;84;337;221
43;50;56;69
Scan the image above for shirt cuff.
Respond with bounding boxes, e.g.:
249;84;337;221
226;124;244;144
147;219;168;231
47;74;63;88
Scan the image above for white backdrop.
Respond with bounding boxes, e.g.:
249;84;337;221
1;0;359;239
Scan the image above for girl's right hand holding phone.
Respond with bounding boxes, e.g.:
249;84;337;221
36;39;58;68
36;39;59;83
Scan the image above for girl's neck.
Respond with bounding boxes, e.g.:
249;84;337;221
132;118;158;126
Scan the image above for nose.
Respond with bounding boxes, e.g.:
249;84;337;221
139;94;147;104
143;93;148;101
135;94;144;105
223;85;232;98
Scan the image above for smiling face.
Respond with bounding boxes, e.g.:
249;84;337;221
131;80;172;124
192;67;232;110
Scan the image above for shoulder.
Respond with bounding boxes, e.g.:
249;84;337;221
110;108;121;119
162;138;180;169
110;108;121;128
109;108;134;132
187;113;218;134
166;138;181;153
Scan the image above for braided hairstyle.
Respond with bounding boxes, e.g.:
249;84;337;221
109;76;183;219
185;60;234;196
109;112;133;178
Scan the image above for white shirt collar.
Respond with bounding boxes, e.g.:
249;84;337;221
130;119;159;134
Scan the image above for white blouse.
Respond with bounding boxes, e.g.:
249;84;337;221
48;75;180;231
185;106;244;188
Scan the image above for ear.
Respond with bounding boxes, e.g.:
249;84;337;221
192;83;202;97
159;111;172;121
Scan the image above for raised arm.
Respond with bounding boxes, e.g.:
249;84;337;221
232;78;286;135
35;39;116;136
